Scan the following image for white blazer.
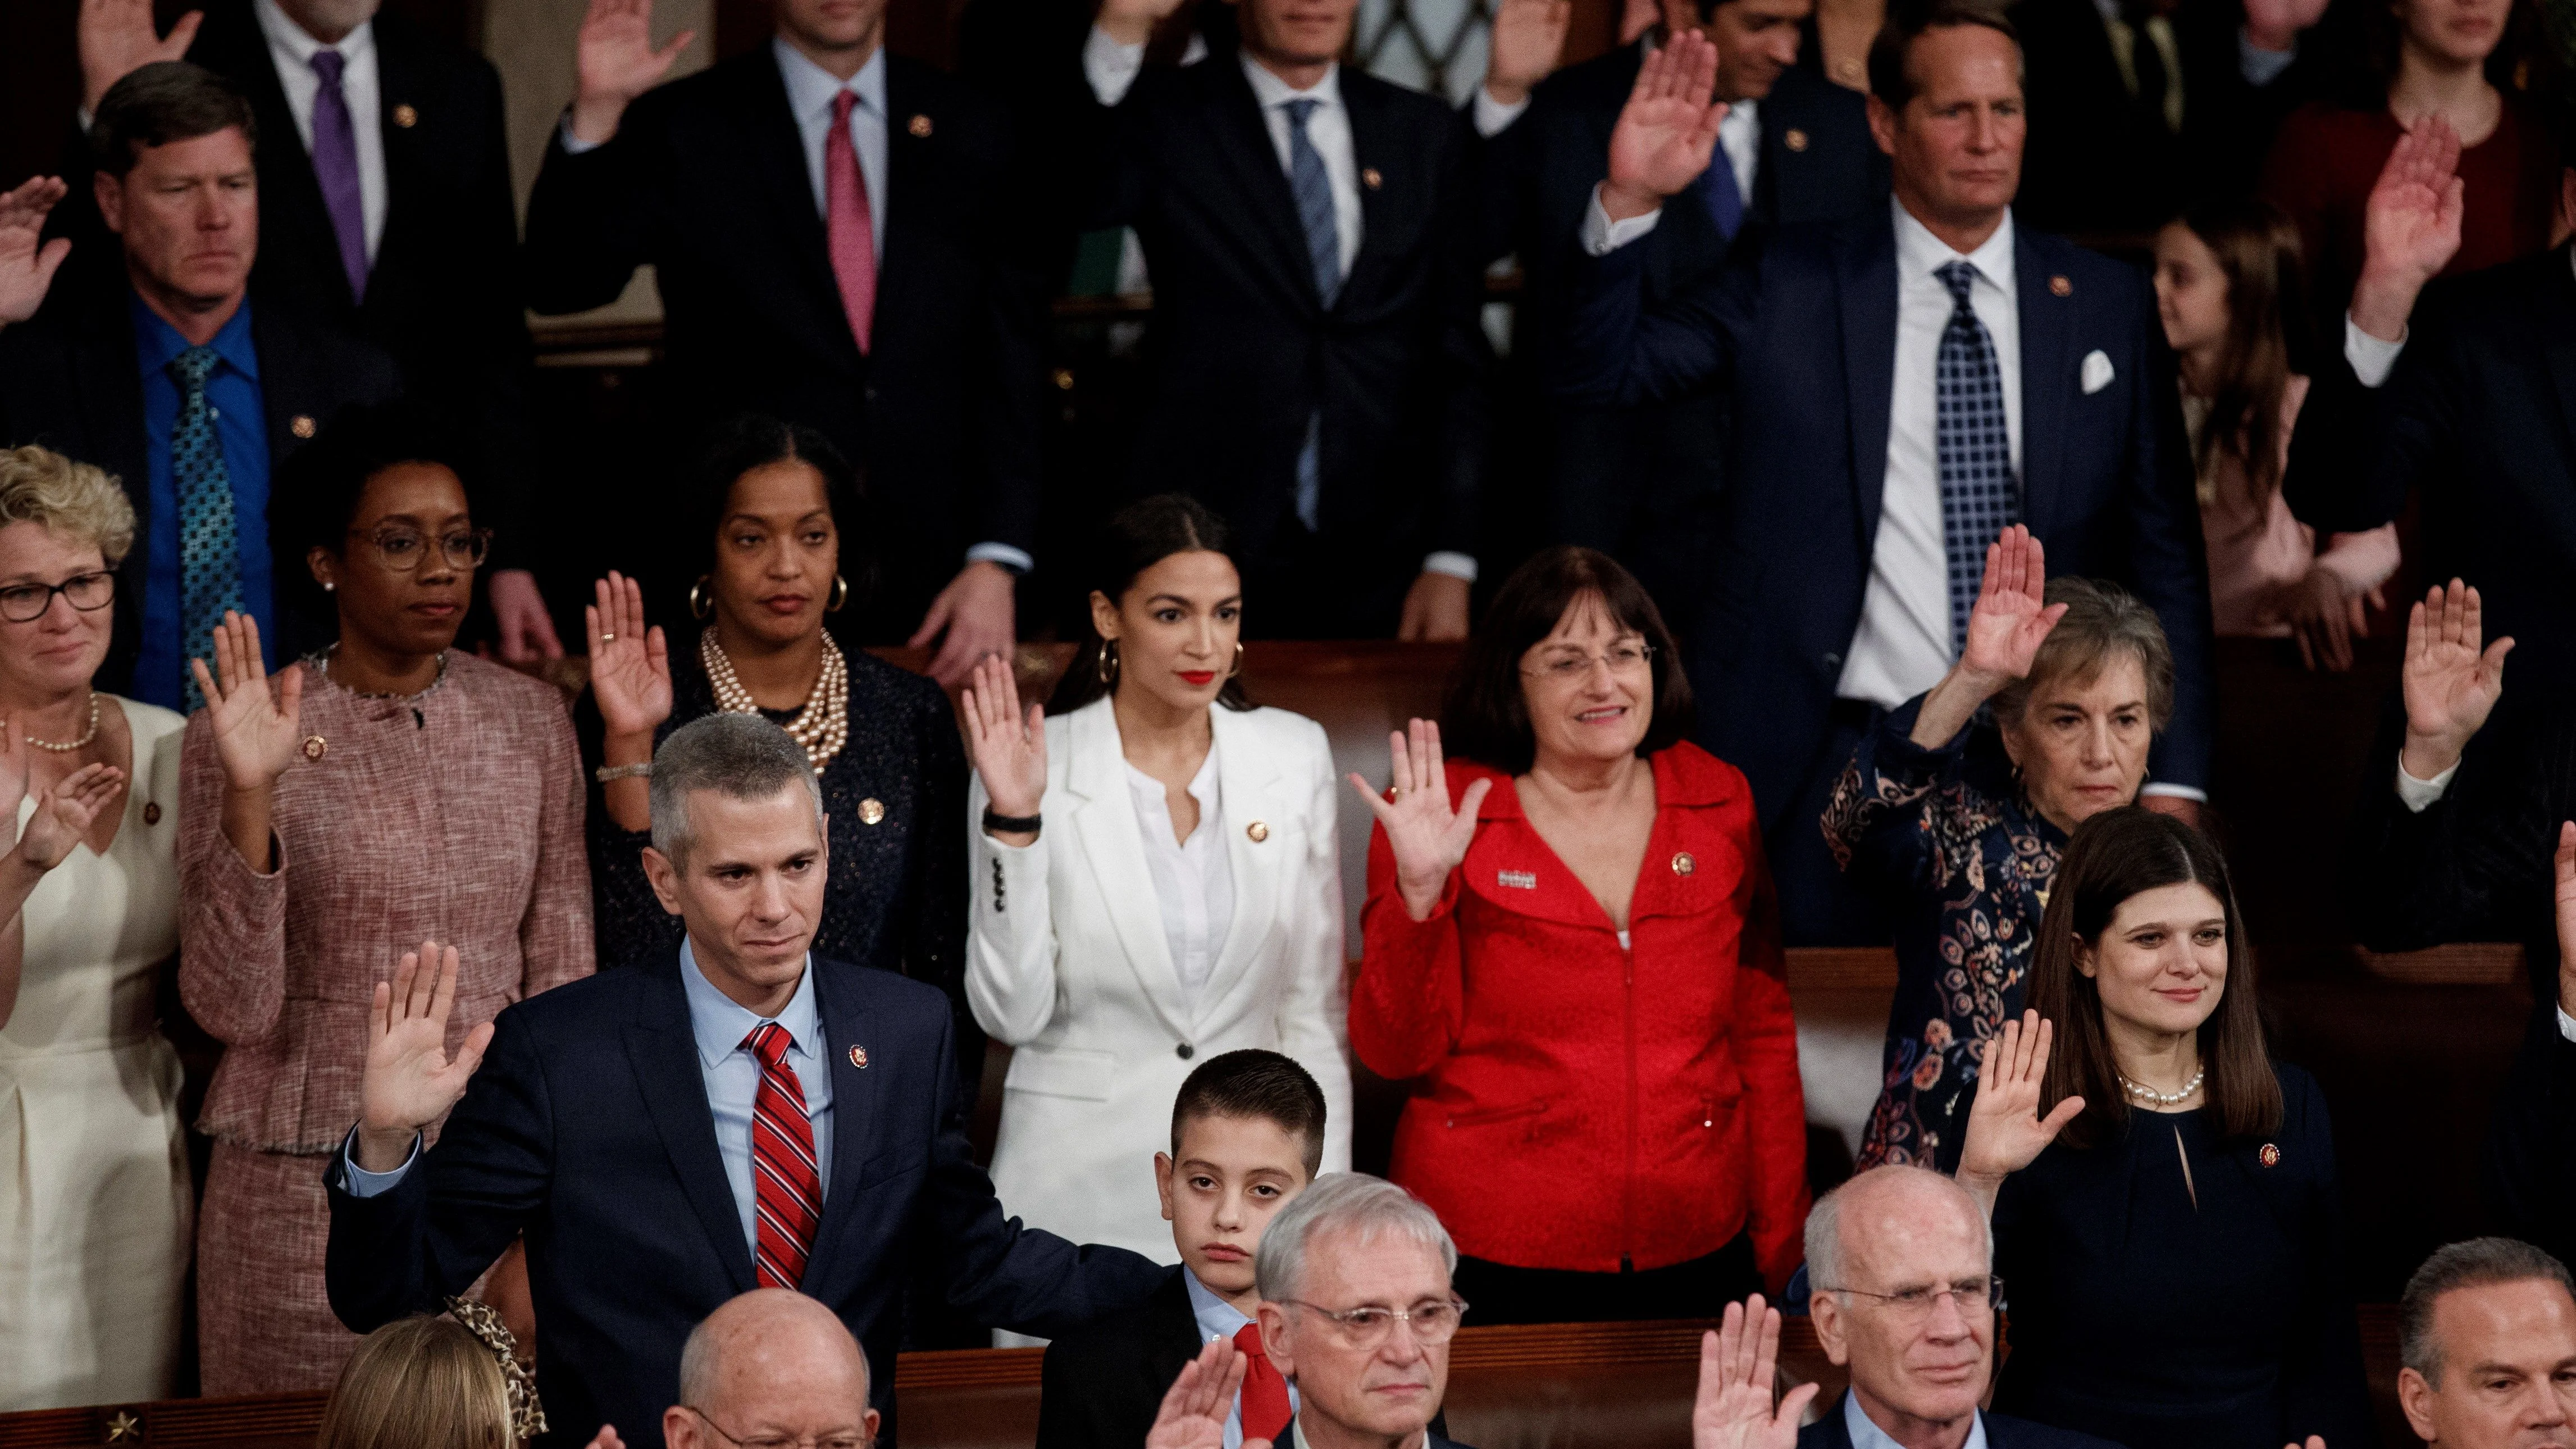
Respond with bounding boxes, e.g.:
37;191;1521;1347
967;696;1352;1260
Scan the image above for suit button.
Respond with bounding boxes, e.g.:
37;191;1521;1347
1822;652;1843;669
864;386;878;403
1175;1043;1194;1060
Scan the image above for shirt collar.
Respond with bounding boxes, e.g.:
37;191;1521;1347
1891;194;2017;297
1241;51;1342;111
1125;738;1223;812
1840;1390;1986;1449
1181;1264;1259;1341
774;35;887;122
253;0;375;71
130;291;260;382
680;938;822;1071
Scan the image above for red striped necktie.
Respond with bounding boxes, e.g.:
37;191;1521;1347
745;1023;822;1289
1233;1322;1293;1445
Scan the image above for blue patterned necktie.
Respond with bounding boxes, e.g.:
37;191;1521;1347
1933;260;2017;659
1284;96;1340;532
170;345;247;712
1695;140;1745;241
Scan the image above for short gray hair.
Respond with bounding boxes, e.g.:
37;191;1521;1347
2400;1237;2576;1386
1255;1173;1457;1305
1804;1165;1993;1301
1990;577;2177;734
649;713;824;863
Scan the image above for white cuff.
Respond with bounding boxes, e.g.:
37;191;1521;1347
1471;89;1530;138
966;542;1034;574
1581;184;1663;256
1422;552;1478;583
2557;1004;2576;1043
2139;783;2208;803
2237;30;2297;85
558;113;607;156
1084;25;1148;107
2344;314;2406;388
2395;759;2457;812
341;1129;421;1197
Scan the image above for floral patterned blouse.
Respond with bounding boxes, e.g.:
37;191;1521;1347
1820;695;2066;1173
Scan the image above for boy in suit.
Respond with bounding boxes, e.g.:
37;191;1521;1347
1038;1049;1328;1449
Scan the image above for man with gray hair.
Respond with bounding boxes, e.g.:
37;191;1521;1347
1693;1165;2117;1449
327;712;1164;1448
1147;1174;1478;1449
2394;1237;2576;1449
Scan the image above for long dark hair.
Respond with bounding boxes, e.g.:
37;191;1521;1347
2027;808;2282;1150
2172;196;2309;522
1046;494;1254;715
1439;546;1694;775
686;414;873;643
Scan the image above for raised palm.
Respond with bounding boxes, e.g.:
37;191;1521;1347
360;941;496;1139
586;571;672;740
2399;579;2511;778
190;612;303;792
961;653;1046;820
1957;1011;2085;1192
0;176;70;328
1146;1338;1252;1449
79;0;204;113
2552;823;2576;1018
1692;1297;1820;1449
576;0;695;116
1606;30;1728;206
1349;718;1492;918
2240;0;2326;46
1958;526;2068;689
2363;118;2464;289
1487;0;1572;99
15;763;125;872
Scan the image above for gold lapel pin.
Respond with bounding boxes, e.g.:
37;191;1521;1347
2049;275;2073;297
1783;127;1809;152
908;113;933;138
1247;821;1269;842
302;735;328;762
1361;167;1383;190
1671;851;1695;876
849;1045;869;1069
858;798;886;825
290;414;317;439
392;103;419;129
2259;1143;2281;1167
143;801;162;826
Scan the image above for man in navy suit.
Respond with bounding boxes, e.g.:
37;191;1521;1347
323;713;1164;1448
1690;1167;2121;1449
1556;4;2210;943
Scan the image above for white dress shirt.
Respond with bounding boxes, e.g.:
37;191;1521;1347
1183;1266;1300;1449
1843;1390;1988;1449
253;0;387;265
1125;742;1237;1011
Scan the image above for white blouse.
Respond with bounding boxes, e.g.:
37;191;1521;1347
1123;742;1235;1010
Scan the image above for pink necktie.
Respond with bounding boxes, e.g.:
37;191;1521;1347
825;90;877;354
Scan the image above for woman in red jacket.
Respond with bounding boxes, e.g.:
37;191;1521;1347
1347;547;1809;1325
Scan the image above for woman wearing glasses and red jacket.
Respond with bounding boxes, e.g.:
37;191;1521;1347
177;404;591;1394
1348;547;1809;1325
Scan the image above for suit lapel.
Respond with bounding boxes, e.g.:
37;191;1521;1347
1338;74;1389;308
69;290;149;511
2540;248;2576;470
1210;58;1326;316
1192;707;1283;1027
1839;216;1899;546
2014;228;2072;537
624;965;758;1293
1064;701;1194;1039
802;958;884;1293
879;61;929;325
369;20;422;306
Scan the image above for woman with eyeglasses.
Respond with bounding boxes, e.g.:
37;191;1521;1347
177;403;592;1392
1348;546;1808;1325
1958;808;2373;1449
0;446;192;1409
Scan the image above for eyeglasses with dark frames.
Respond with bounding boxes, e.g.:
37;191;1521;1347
0;570;115;623
347;525;493;572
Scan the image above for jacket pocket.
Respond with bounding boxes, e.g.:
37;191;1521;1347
1003;1046;1116;1101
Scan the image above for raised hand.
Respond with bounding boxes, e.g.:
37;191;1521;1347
1692;1297;1819;1449
2398;578;2511;782
355;941;496;1171
14;763;125;872
2240;0;2327;53
571;0;696;145
586;571;672;741
0;176;71;329
1484;0;1572;106
1096;0;1195;47
2351;116;2463;341
1145;1336;1250;1449
961;653;1047;826
1956;1011;2085;1205
190;612;304;792
1603;30;1727;219
1957;526;2067;690
2552;823;2576;1021
1347;718;1492;922
80;0;206;114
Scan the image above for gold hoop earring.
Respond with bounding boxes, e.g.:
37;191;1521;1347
689;577;713;621
1226;641;1244;680
1096;640;1120;686
828;576;849;613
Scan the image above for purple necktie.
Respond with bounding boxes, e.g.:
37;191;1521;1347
309;48;370;302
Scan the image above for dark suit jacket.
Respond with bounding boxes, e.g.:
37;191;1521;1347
1036;1264;1201;1449
2487;1001;2576;1271
1478;43;1882;628
523;47;1045;636
322;954;1164;1449
178;0;537;566
1798;1396;2126;1448
2286;245;2576;694
1064;50;1490;598
1554;209;2213;833
0;270;403;689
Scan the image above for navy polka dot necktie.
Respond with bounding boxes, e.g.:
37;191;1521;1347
1934;260;2017;659
169;345;247;712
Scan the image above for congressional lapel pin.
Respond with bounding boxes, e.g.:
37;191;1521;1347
908;113;933;138
392;103;419;129
1361;167;1383;191
302;734;328;762
858;797;886;825
849;1045;870;1069
143;801;162;826
2259;1143;2281;1167
1497;869;1538;890
1783;127;1809;152
1671;851;1695;876
290;414;318;439
2048;274;2073;297
1247;821;1269;842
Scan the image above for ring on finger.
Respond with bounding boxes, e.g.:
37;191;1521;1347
1387;783;1406;801
600;631;617;643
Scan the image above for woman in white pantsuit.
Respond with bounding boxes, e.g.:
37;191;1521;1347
961;496;1351;1288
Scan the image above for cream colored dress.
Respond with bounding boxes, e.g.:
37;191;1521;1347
0;698;190;1410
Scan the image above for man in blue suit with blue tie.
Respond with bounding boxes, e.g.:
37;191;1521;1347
323;713;1164;1447
1555;2;2210;945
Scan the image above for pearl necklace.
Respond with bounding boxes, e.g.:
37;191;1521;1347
700;630;849;775
2120;1066;2205;1108
26;692;99;753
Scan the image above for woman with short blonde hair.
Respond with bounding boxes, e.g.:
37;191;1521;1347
319;1313;522;1449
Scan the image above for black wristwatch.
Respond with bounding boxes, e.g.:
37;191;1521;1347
983;806;1042;836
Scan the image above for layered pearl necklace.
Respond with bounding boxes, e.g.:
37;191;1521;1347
2121;1065;2205;1108
700;630;849;774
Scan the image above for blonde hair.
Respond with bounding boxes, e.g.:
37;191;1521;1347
318;1316;516;1449
0;446;138;567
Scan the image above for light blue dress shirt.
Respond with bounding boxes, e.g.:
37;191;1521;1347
1183;1267;1299;1449
1842;1389;1987;1449
771;37;888;261
344;944;837;1265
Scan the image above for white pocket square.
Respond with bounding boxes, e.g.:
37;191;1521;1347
2080;350;2115;395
